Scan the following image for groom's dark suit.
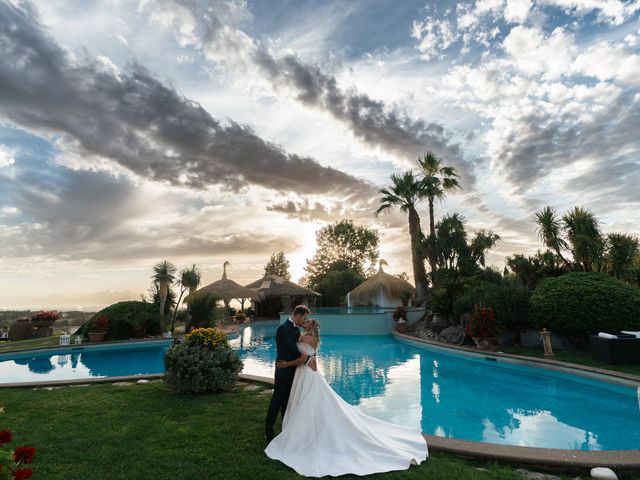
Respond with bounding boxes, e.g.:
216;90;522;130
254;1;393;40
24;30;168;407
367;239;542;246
265;318;301;441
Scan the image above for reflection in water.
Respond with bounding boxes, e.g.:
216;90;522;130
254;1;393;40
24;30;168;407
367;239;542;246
0;344;166;383
13;356;55;374
481;411;601;450
236;323;640;450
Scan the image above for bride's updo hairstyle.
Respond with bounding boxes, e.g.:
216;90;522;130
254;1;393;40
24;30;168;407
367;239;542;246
305;318;321;346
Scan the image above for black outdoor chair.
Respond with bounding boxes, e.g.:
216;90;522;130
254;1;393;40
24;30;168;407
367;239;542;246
589;334;640;365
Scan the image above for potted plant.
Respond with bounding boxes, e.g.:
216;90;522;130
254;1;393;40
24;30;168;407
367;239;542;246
235;311;247;324
88;315;109;342
30;311;59;329
392;306;408;333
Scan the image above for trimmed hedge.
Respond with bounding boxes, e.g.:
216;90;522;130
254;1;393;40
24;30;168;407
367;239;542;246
77;301;161;340
529;272;640;338
452;280;532;331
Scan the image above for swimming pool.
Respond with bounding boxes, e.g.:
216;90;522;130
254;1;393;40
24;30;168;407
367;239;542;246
0;340;170;384
232;322;640;451
1;326;639;451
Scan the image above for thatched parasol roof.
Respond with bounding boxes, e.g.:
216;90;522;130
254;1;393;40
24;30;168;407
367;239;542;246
245;274;321;297
184;262;263;304
347;260;414;304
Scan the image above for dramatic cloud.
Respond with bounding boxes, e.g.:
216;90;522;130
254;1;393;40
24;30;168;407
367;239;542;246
153;0;476;188
0;1;374;200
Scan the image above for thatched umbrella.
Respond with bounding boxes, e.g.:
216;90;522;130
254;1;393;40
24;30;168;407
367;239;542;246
245;274;320;315
184;262;263;309
347;260;415;308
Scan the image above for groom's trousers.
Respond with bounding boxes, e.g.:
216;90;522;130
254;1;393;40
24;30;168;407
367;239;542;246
265;367;295;440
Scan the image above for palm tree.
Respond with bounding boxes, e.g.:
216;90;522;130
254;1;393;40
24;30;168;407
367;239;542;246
375;171;429;306
561;207;602;272
606;233;639;279
152;260;177;332
534;206;569;267
416;152;462;280
172;264;202;333
433;213;467;271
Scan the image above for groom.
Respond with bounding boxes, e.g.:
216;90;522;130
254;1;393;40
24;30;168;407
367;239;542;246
264;304;311;443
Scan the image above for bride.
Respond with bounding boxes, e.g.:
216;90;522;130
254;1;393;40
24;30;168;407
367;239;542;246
265;318;428;477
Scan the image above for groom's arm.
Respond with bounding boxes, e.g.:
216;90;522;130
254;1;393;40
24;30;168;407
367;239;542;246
276;326;302;360
275;326;308;368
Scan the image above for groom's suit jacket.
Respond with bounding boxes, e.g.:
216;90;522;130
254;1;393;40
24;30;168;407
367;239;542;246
274;318;300;381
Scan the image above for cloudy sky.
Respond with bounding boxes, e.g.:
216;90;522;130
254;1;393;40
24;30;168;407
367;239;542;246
1;0;639;310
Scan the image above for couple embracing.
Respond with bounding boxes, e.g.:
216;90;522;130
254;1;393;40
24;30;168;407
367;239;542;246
264;305;428;477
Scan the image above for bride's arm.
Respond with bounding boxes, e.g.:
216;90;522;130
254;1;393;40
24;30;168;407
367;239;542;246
276;335;315;369
301;335;318;371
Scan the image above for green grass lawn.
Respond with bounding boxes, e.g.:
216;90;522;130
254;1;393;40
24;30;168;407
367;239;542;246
0;381;533;480
500;346;640;377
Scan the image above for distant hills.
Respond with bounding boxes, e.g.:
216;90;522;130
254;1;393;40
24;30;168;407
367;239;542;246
0;310;95;329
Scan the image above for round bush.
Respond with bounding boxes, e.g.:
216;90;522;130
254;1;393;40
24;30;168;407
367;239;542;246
77;301;161;340
453;280;531;331
529;272;640;339
164;328;243;393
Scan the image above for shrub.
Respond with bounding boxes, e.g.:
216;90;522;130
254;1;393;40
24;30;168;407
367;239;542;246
164;328;243;393
187;294;219;328
453;280;532;331
430;287;453;315
529;272;640;339
77;301;160;340
465;305;497;339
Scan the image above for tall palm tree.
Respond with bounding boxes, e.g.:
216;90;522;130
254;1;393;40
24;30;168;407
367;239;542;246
534;206;569;267
172;264;201;333
416;152;462;280
152;260;177;332
562;207;602;272
375;171;429;306
606;233;639;279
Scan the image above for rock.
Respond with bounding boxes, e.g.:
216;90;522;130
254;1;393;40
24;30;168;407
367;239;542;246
439;325;465;344
590;467;617;480
259;389;274;395
243;384;261;391
136;379;150;384
515;469;561;480
498;329;519;347
111;382;133;386
70;384;90;387
430;314;451;334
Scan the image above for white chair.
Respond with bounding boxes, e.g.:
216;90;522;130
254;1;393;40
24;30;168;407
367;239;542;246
59;334;71;345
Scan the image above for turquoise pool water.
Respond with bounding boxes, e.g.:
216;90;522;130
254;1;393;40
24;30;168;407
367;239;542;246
1;327;639;450
0;340;170;384
232;323;640;451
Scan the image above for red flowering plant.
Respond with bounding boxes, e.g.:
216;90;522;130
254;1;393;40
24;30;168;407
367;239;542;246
0;429;35;480
465;304;497;340
89;315;109;333
30;311;59;322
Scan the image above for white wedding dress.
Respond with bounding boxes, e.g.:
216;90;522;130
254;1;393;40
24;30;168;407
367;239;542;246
265;342;428;477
